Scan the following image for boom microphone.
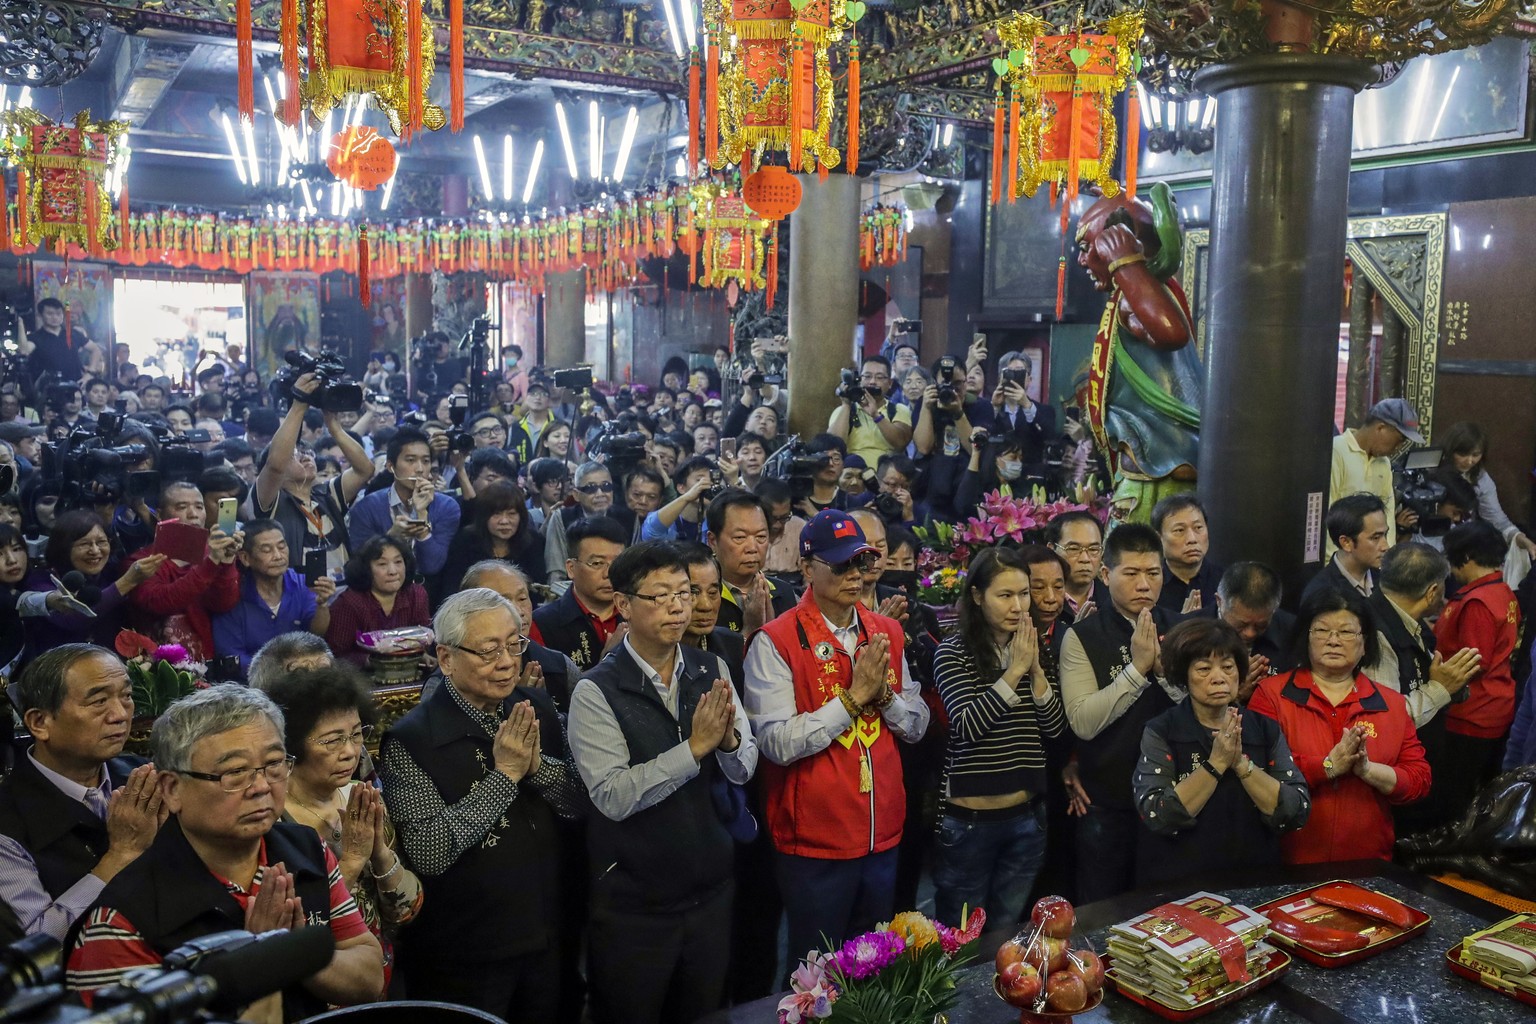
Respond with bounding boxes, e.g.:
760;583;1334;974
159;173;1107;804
60;571;101;607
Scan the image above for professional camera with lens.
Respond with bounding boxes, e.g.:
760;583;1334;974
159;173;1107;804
933;356;960;406
1394;447;1453;536
872;491;905;524
443;395;475;456
835;368;867;405
274;349;364;413
591;421;649;477
764;437;827;502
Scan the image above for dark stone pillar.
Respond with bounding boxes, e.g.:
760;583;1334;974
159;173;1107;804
1194;55;1372;601
787;174;859;438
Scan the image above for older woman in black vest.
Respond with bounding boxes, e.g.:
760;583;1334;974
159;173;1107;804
66;685;383;1021
1133;619;1310;886
379;587;586;1024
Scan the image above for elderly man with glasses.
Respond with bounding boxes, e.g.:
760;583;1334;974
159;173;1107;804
744;510;929;977
545;460;616;589
380;588;585;1022
568;541;756;1024
67;685;384;1021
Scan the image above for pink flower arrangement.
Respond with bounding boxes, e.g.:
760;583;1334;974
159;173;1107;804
942;490;1107;566
777;951;839;1023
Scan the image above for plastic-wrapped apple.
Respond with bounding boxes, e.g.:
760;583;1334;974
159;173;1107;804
1032;895;1077;939
1023;934;1069;975
1065;947;1104;995
995;961;1044;1007
1045;969;1089;1013
995;937;1029;974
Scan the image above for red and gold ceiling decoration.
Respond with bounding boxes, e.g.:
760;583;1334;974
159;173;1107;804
0;109;130;256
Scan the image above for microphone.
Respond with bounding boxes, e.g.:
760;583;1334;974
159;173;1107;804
83;926;336;1023
61;570;101;608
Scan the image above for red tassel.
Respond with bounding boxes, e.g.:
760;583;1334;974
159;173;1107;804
688;49;702;177
1067;78;1084;203
1124;84;1140;198
789;34;805;172
766;232;778;309
706;32;719;168
359;226;371;308
450;0;465;132
85;179;100;257
0;174;8;252
847;39;860;174
236;0;254;121
118;181;129;249
991;85;1005;206
280;0;301;125
1055;256;1067;321
406;0;425;140
1007;86;1020;206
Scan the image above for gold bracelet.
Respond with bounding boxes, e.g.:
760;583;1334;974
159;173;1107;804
1106;253;1147;275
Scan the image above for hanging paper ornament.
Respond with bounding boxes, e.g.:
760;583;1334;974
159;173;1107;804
703;0;857;174
326;126;399;189
742;164;802;220
995;10;1142;206
0;109;129;253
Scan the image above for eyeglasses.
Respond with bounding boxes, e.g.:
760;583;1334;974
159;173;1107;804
577;481;615;494
1310;627;1363;642
177;756;295;793
771;513;794;526
626;589;693;607
473;427;506;438
314;726;373;752
817;552;880;576
449;635;531;663
71;538;111;551
1057;543;1103;558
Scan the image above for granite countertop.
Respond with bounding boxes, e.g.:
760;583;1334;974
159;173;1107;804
699;861;1519;1024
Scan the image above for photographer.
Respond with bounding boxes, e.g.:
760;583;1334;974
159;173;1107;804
872;455;928;528
251;371;376;576
914;355;990;508
990;350;1058;466
347;426;461;578
642;457;721;543
796;434;851;517
827;356;912;465
955;430;1029;519
126;480;243;662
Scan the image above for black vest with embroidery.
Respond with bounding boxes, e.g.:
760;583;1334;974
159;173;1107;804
1069;607;1175;809
383;682;563;962
1369;590;1447;752
583;645;734;914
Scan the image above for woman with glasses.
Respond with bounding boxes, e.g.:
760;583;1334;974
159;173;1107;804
931;547;1066;927
25;510;165;651
268;664;422;990
1133;619;1309;886
326;535;432;666
438;482;546;608
1249;587;1430;864
66;685;385;1015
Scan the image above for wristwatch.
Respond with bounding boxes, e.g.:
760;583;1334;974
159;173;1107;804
1200;759;1223;780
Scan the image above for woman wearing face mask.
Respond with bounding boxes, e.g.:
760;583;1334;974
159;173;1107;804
1132;618;1310;885
932;546;1066;927
953;432;1028;520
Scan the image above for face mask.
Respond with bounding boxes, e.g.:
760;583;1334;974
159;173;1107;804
881;569;920;591
507;356;519;368
998;459;1023;482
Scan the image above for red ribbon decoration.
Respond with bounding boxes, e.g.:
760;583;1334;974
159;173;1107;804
1147;901;1251;985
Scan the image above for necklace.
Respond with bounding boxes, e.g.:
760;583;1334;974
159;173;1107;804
287;791;343;843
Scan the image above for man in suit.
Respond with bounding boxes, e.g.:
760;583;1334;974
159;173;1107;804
1302;494;1390;604
534;516;630;671
0;645;164;942
990;350;1058;466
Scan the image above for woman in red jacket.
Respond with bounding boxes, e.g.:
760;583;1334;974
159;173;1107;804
1249;587;1430;863
1435;520;1521;817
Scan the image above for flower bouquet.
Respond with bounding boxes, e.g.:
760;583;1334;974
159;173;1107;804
778;908;986;1024
950;489;1105;565
115;630;209;720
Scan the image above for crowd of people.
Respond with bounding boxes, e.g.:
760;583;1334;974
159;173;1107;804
0;316;1529;1024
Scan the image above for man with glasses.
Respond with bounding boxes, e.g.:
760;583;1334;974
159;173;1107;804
546;461;615;589
1047;509;1111;617
382;589;584;1022
797;433;851;517
0;646;163;944
744;510;929;973
470;411;532;466
252;373;376;578
214;520;336;676
569;542;756;1024
828;356;913;466
535;516;630;671
68;685;384;1018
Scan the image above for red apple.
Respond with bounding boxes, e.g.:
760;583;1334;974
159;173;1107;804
1032;895;1077;940
1023;935;1068;975
996;961;1044;1007
1066;949;1104;994
1045;969;1088;1013
995;937;1028;975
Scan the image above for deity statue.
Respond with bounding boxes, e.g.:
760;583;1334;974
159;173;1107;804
1074;182;1201;523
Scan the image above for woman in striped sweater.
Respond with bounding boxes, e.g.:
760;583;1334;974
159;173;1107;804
932;547;1068;928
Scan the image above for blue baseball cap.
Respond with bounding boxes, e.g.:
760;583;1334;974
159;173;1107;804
799;509;878;563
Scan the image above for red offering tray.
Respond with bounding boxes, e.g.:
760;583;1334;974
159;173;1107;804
1254;880;1430;968
1102;948;1290;1021
1445;942;1536;1010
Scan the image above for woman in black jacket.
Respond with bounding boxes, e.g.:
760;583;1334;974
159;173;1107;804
435;481;546;607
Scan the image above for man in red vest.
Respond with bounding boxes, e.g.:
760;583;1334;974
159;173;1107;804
744;510;930;970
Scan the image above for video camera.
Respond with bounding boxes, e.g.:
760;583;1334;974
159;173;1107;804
590;420;649;478
892;318;922;335
1394;447;1453;537
835;368;868;405
444;394;475;456
766;435;828;502
553;365;596;393
274;349;364;414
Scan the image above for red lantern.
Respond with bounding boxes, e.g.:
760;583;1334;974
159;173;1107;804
326;127;399;190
